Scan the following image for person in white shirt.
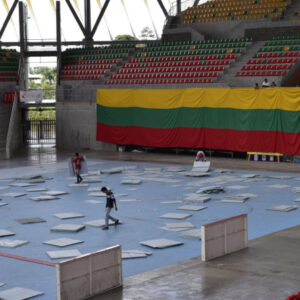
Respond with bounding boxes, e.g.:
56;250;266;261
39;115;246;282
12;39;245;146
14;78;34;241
262;78;270;88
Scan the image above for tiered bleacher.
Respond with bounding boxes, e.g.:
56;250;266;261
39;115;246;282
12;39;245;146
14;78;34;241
61;44;135;81
105;38;252;85
0;49;19;82
183;0;291;24
236;35;300;77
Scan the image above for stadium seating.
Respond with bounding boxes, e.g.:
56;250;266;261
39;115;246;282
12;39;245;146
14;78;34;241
105;38;251;85
236;35;300;77
0;49;19;82
61;45;135;81
183;0;292;23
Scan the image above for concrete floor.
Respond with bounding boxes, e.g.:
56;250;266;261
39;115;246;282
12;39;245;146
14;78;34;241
96;225;300;300
1;146;300;300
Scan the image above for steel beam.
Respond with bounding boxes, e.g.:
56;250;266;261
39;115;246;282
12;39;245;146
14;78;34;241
19;2;25;55
156;0;169;18
193;0;200;6
24;51;57;57
0;0;18;40
65;0;86;36
91;0;110;38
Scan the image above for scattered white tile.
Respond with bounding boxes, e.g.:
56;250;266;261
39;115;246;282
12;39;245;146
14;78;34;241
184;194;211;203
294;198;300;202
269;175;293;179
183;172;210;177
0;186;10;190
0;229;15;237
122;250;152;259
140;238;183;249
87;187;102;192
160;201;183;204
220;197;248;203
43;237;84;247
1;193;26;198
85;199;103;204
267;205;298;212
268;184;290;189
121;179;142;185
54;212;84;219
177;205;207;211
51;224;85;232
180;229;202;240
119;199;140;202
214;169;233;174
164;222;195;230
237;193;259;198
46;249;82;259
0;282;5;287
226;185;249;190
42;190;68;196
0;239;29;248
82;178;102;183
0;287;43;300
100;168;123;174
115;193;128;197
16;217;46;224
30;195;59;201
25;187;48;192
88;192;106;197
84;219;121;227
292;187;300;194
68;183;89;187
127;188;138;191
241;174;257;178
160;213;192;220
10;183;35;187
0;203;8;207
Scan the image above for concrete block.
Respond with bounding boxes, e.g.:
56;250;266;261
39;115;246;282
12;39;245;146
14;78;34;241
56;245;122;300
202;214;247;261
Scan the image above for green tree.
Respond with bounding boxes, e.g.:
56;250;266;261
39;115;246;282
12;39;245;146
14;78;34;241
139;26;155;40
114;34;135;41
29;66;56;99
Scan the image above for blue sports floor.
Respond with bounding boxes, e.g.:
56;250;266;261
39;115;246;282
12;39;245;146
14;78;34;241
0;159;300;299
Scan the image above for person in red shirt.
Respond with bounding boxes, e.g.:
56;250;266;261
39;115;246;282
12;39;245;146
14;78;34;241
72;152;84;183
195;150;206;162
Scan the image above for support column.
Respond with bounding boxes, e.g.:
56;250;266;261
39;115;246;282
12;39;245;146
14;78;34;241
177;0;181;14
56;1;61;86
84;0;93;46
19;1;28;90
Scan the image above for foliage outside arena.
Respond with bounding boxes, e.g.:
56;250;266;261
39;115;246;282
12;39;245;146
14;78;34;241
29;67;56;100
27;107;56;120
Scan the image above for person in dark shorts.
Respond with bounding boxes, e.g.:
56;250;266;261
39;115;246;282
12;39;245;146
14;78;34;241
101;186;119;230
72;153;84;184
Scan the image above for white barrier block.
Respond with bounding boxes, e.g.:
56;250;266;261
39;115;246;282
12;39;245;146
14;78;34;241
201;214;247;261
56;245;122;300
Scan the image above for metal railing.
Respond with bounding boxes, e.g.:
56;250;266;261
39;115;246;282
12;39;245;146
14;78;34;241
23;119;56;145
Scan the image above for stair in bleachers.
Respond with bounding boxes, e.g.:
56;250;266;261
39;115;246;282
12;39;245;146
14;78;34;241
61;44;136;81
235;35;300;85
105;38;252;86
221;41;266;87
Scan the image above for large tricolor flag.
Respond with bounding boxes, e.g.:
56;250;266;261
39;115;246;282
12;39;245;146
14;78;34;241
97;88;300;155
